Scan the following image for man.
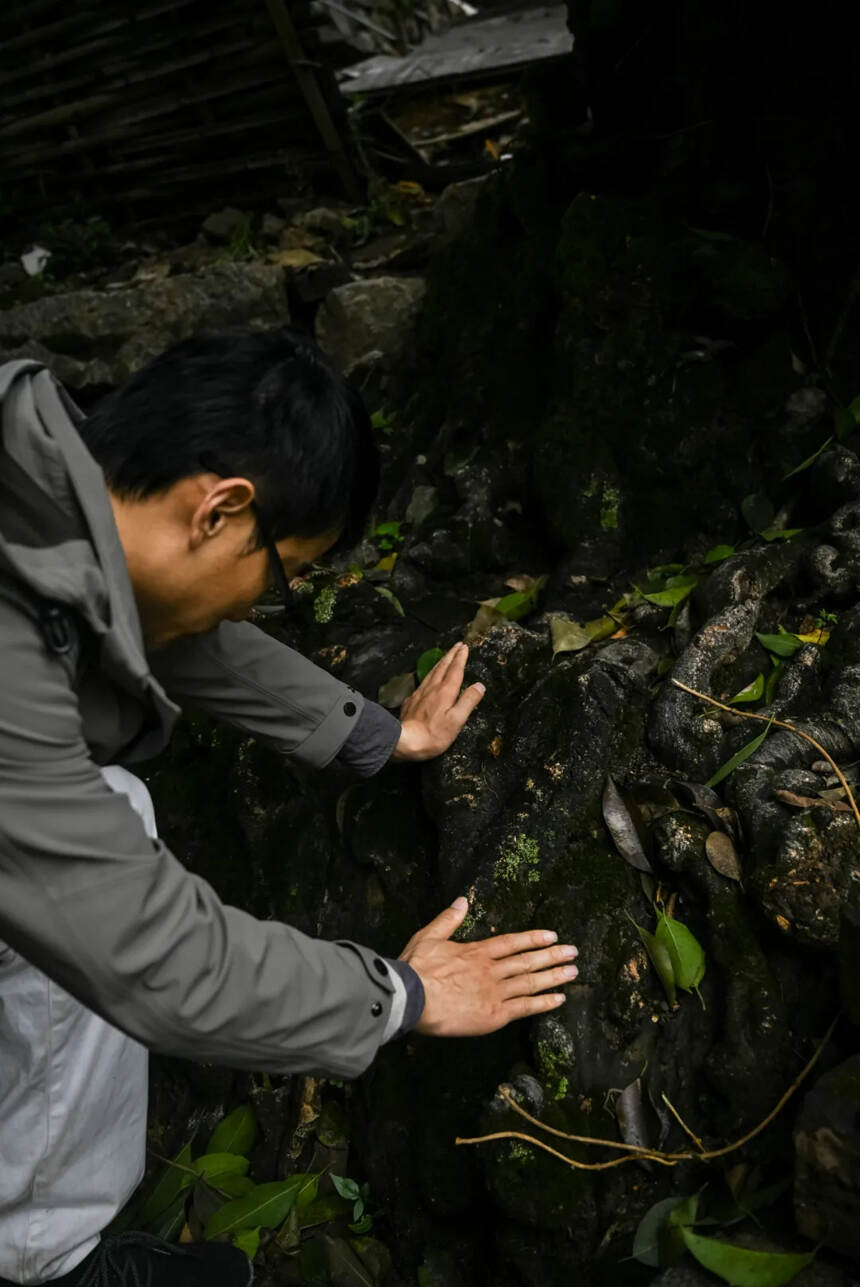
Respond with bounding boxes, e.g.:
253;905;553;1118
0;328;578;1287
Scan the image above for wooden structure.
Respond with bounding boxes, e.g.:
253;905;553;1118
0;0;368;231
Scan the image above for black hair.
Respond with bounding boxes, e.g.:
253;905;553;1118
80;326;379;550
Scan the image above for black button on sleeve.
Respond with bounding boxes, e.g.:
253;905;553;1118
373;958;389;976
371;1001;383;1017
344;701;357;717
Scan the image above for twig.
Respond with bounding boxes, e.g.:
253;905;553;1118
662;1094;705;1152
671;679;860;830
454;1128;677;1170
146;1149;199;1180
457;1018;837;1170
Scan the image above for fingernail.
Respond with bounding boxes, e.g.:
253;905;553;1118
474;682;486;695
561;945;578;959
561;965;578;980
552;994;566;1005
452;896;469;912
542;931;558;945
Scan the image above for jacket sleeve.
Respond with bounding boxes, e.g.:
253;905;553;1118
150;621;401;776
0;592;417;1077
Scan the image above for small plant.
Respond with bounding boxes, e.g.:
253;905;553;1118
372;520;403;552
331;1174;373;1234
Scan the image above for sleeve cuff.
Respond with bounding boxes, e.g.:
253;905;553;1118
382;959;425;1041
333;700;401;779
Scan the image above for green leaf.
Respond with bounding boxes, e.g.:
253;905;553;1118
373;520;402;539
205;1176;313;1238
215;1175;255;1199
704;544;735;564
628;915;676;1006
295;1174;320;1210
233;1227;260;1260
760;526;803;542
730;674;764;704
350;1214;374;1235
642;576;698;608
374;585;404;616
680;1228;814;1286
655;913;706;997
206;1105;256;1158
331;1174;361;1202
191;1154;249;1184
551;614;618;656
755;631;803;657
633;1193;699;1267
782;437;833;481
495;591;534;621
416;647;445;682
140;1141;194;1226
764;662;782;704
707;720;774;787
146;1190;189;1243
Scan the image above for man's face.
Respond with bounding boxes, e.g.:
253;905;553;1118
109;475;340;648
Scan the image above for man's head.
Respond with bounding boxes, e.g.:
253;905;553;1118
81;327;379;647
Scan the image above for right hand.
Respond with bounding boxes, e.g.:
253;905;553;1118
399;897;579;1037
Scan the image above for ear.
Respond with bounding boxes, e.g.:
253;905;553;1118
189;476;256;549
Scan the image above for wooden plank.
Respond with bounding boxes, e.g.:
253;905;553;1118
338;3;573;95
263;0;362;200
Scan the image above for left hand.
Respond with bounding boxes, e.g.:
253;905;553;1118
392;643;485;761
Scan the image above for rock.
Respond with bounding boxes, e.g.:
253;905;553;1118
296;207;352;247
315;276;426;377
260;213;286;240
433;176;490;245
0;263;289;387
201;207;251;243
795;1056;860;1259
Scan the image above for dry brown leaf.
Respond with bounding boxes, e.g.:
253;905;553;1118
268;247;324;270
774;789;852;813
705;830;742;881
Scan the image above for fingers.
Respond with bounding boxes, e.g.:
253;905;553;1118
485;928;561;959
495;943;578;979
419;896;470;943
424;643;465;693
450;682;486;726
500;961;578;999
505;992;567;1022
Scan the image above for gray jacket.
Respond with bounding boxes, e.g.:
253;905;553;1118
0;360;423;1079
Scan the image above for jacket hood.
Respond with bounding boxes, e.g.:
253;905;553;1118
0;359;176;735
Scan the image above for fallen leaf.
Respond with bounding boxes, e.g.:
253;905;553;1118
268;247;324;269
774;790;851;813
706;720;774;788
705;831;743;881
465;601;505;643
614;1078;652;1154
602;777;654;873
795;628;830;646
377;673;415;709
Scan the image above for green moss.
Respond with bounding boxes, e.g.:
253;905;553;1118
599;480;620;530
314;584;337;623
495;834;540;886
553;1075;569;1101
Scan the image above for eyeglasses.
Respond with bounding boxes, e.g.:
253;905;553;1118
251;502;292;613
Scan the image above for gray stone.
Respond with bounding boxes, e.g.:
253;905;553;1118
201;207;251;243
796;1056;860;1260
433;175;490;245
0;263;289;387
315;275;425;376
260;212;286;240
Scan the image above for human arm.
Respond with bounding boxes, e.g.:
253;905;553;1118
0;589;418;1077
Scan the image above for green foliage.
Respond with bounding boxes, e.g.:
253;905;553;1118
680;1228;814;1285
755;631;803;658
834;394;860;441
207;1105;256;1158
205;1176;317;1239
370;410;395;437
372;520;403;552
655;911;706;1003
331;1175;373;1230
140;1141;194;1226
730;674;764;704
707;720;774;787
416;647;444;682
